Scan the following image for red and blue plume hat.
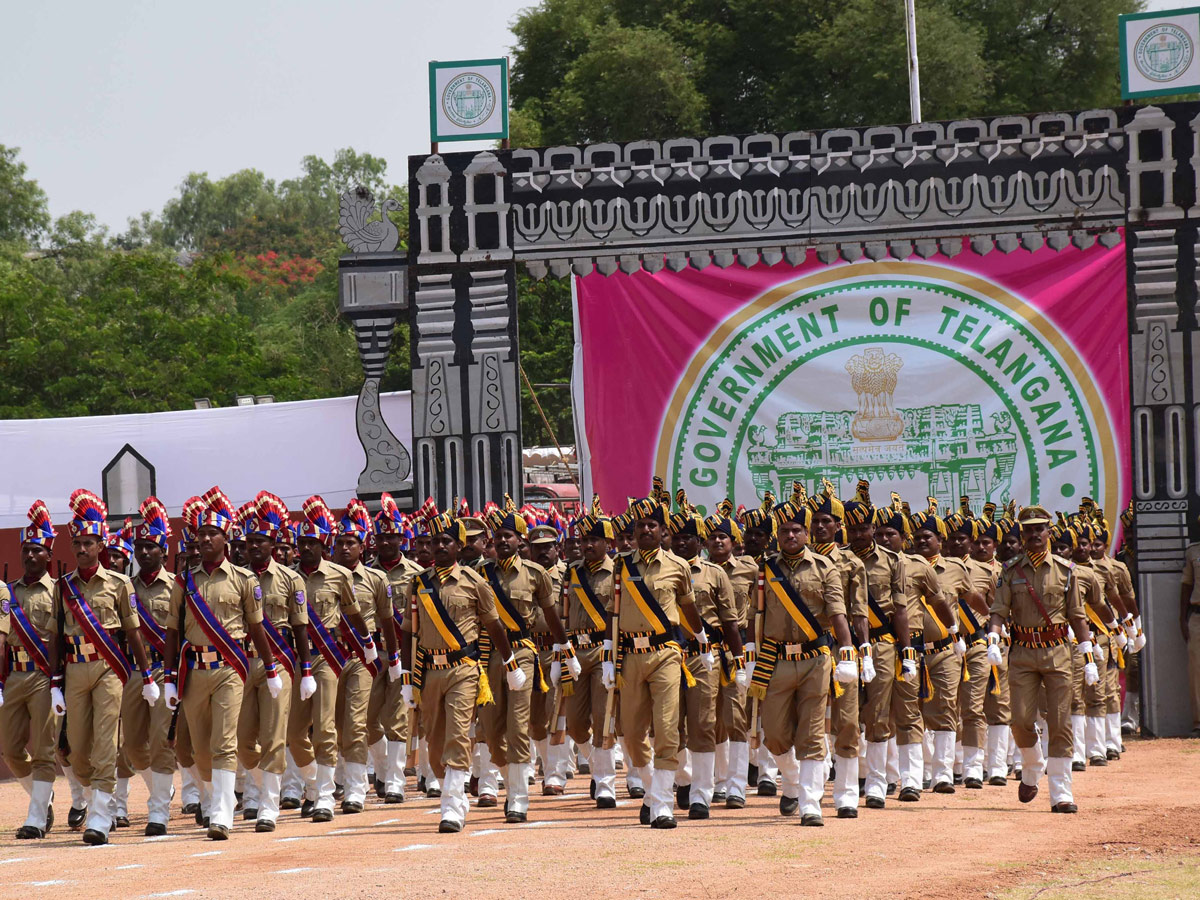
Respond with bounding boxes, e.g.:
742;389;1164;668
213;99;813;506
198;486;236;532
374;492;406;535
106;518;135;562
69;488;109;539
338;498;372;542
23;500;57;548
248;491;289;541
299;495;336;545
232;501;256;541
134;496;172;550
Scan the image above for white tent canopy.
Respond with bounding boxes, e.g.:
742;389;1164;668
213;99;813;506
0;392;412;529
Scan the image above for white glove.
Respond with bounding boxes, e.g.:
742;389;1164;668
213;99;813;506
162;683;178;712
901;657;919;679
363;639;379;665
0;684;4;707
266;673;283;699
1114;629;1128;650
986;632;1004;667
1084;662;1100;685
735;665;750;690
953;638;967;658
859;645;876;683
298;673;317;701
1095;644;1106;665
564;647;582;680
699;649;715;673
142;678;161;706
601;661;616;691
401;684;415;708
1133;618;1146;652
388;658;404;682
549;660;562;685
1123;616;1138;640
504;656;527;691
834;648;858;684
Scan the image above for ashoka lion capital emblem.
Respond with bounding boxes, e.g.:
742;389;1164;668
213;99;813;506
846;347;904;442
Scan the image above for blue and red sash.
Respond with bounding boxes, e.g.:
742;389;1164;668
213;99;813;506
305;596;347;678
5;583;52;678
131;592;168;656
339;619;382;677
180;568;249;683
261;617;297;679
61;574;133;685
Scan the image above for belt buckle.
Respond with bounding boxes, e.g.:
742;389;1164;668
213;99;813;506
785;643;803;656
432;653;448;667
633;636;650;651
576;634;592;646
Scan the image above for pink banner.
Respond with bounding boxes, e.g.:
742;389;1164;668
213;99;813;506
576;238;1129;526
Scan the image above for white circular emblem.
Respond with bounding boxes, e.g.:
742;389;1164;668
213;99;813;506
442;72;497;128
1134;24;1194;83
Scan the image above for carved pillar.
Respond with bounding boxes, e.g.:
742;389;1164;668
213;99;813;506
1126;105;1196;736
409;151;521;510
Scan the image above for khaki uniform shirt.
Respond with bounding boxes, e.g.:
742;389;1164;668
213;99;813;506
616;549;695;633
857;543;907;620
927;556;970;640
252;559;308;631
564;558;614;633
8;572;56;642
718;555;759;629
483;556;554;633
1110;558;1134;599
688;558;739;632
135;567;176;630
169;559;263;644
992;552;1084;628
816;546;868;620
762;548;845;642
348;563;391;634
380;556;425;626
298;560;359;632
1073;562;1104;624
901;554;942;639
402;563;499;650
62;567;140;636
531;559;568;635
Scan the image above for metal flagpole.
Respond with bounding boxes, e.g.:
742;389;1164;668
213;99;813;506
904;0;922;123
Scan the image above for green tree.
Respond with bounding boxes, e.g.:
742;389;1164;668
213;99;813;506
0;145;50;245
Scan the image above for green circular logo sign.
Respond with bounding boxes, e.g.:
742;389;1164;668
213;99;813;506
442;73;497;128
1134;24;1193;82
656;265;1115;517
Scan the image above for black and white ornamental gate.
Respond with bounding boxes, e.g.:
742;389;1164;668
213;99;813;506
337;102;1200;736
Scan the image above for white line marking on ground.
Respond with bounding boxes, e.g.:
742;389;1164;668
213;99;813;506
376;818;400;825
190;850;222;857
29;881;68;887
273;836;311;842
146;891;196;898
470;829;502;836
424;808;442;814
394;844;433;852
0;859;30;865
326;827;358;834
115;864;144;870
519;820;561;827
273;868;313;874
144;835;177;842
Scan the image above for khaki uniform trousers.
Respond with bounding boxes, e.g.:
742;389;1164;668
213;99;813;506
479;643;537;768
861;641;898;743
680;653;720;753
957;643;990;749
892;636;925;746
718;676;748;743
65;660;123;793
1070;644;1106;718
237;658;293;774
420;662;479;778
335;658;373;766
1105;649;1122;715
175;709;194;769
984;642;1011;726
530;648;560;743
367;668;408;746
762;653;832;761
619;646;684;770
288;656;339;768
182;665;245;779
1009;643;1073;757
829;666;860;759
118;666;174;774
565;646;607;746
0;670;58;782
921;648;960;733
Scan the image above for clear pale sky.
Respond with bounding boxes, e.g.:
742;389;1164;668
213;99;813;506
0;0;531;233
0;0;1187;234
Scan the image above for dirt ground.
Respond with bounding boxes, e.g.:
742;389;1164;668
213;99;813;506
0;737;1197;900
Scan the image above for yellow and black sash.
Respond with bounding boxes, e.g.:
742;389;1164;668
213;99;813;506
748;559;835;700
866;592;895;643
617;554;673;636
568;563;608;632
481;561;530;639
413;571;491;706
